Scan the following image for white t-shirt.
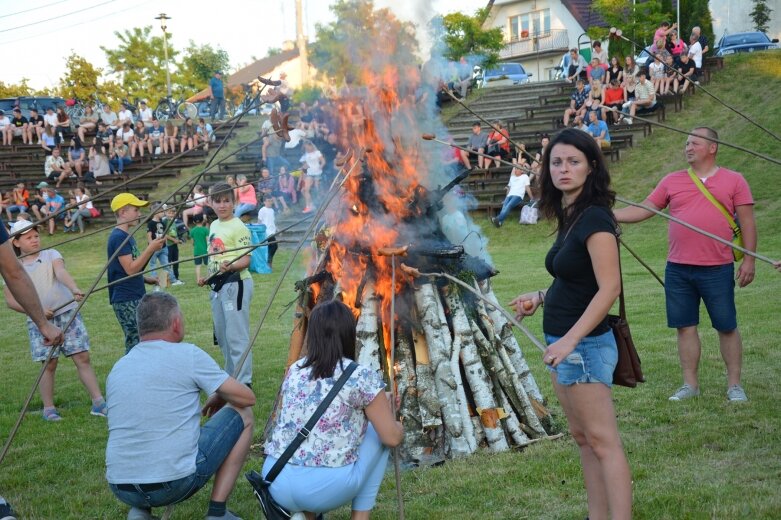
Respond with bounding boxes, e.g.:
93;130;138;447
0;116;10;130
257;206;277;236
689;41;703;68
138;107;153;122
300;150;324;177
76;193;93;210
507;173;531;198
21;249;76;317
44;113;58;128
285;128;306;149
106;340;229;483
116;128;135;142
118;109;134;124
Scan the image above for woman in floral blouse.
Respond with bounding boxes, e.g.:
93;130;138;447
262;300;403;519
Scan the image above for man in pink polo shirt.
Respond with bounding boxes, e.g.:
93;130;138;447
614;127;756;402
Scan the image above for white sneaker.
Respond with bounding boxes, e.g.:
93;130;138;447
171;279;185;286
669;384;699;401
727;384;748;402
623;117;633;125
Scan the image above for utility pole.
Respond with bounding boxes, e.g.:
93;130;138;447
155;13;172;98
295;0;309;84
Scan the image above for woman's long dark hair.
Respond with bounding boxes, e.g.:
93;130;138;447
537;128;615;233
301;300;357;380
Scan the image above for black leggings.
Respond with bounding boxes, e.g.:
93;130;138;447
267;235;278;267
168;244;179;280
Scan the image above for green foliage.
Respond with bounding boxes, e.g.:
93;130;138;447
310;0;418;85
292;83;324;105
57;53;101;102
750;0;773;33
680;0;715;51
266;47;283;57
101;26;180;104
0;78;35;98
590;0;672;59
441;8;504;69
178;41;230;93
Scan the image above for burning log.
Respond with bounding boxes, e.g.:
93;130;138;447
394;329;433;463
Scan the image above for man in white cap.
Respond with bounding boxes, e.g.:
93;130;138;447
107;193;166;353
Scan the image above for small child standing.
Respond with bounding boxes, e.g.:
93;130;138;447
190;213;209;282
146;202;180;287
256;196;278;268
162;204;185;285
198;183;253;386
4;221;106;420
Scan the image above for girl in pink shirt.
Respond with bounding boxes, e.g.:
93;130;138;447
233;174;258;217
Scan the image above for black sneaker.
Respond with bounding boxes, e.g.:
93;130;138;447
0;497;17;520
491;217;502;228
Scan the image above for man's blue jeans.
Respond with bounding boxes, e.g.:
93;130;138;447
108;407;244;508
496;195;524;224
210;97;226;121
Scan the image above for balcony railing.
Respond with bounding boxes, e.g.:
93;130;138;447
499;29;570;59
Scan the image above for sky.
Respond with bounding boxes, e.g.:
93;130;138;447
1;0;484;90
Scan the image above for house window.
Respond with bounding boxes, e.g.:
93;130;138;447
509;9;550;40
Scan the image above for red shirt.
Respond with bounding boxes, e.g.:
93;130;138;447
604;87;624;105
488;130;511;152
647;168;753;265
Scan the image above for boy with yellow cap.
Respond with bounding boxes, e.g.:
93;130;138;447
108;193;167;353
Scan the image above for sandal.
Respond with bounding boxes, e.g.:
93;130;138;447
42;408;62;421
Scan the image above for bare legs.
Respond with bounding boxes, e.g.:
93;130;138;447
39;351;103;409
677;325;743;388
552;374;632;520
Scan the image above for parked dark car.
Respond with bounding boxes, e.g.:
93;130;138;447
0;96;66;119
476;62;533;88
716;31;779;57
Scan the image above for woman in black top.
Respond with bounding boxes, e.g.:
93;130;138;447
511;129;631;519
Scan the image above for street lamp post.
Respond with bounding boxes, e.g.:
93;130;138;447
155;13;172;98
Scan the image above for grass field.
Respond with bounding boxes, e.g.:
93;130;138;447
2;53;781;519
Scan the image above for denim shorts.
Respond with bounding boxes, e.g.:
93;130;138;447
665;262;737;332
544;330;617;387
109;407;244;508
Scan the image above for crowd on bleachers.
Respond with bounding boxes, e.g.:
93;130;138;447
452;21;713;226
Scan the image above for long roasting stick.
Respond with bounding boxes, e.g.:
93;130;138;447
615;196;778;266
421;133;535;174
399;264;547;354
389;253;405;519
600;105;781;166
0;103;266;467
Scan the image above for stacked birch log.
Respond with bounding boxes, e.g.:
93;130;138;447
284;268;555;464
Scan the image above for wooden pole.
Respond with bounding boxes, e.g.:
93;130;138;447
389;254;406;520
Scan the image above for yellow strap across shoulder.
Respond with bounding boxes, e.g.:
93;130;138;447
687;168;739;233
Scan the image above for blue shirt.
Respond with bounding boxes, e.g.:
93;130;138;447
588;120;610;142
209;77;224;99
0;217;8;244
107;227;145;304
44;193;65;212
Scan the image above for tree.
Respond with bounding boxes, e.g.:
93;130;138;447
751;0;773;33
101;26;179;104
680;0;714;51
441;8;504;68
0;78;35;98
179;41;230;93
311;0;418;84
266;47;282;57
590;0;672;60
58;53;101;101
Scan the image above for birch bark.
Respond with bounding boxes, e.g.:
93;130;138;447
413;282;472;457
355;282;382;372
445;287;509;452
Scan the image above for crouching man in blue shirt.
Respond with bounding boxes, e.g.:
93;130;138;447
105;292;255;520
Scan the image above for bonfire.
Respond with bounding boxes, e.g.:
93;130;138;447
264;54;555;464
